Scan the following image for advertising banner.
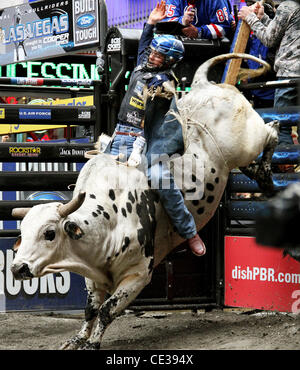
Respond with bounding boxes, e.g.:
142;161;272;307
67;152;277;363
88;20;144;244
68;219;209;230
0;238;86;312
0;95;93;135
0;0;100;66
225;236;300;313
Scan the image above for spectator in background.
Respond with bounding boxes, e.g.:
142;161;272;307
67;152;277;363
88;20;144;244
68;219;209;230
239;0;300;146
164;0;234;40
1;135;10;142
244;0;276;108
26;130;50;142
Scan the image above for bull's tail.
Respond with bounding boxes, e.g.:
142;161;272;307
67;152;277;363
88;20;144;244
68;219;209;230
192;52;271;88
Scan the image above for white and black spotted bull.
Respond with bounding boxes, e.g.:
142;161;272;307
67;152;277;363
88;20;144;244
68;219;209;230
10;53;279;350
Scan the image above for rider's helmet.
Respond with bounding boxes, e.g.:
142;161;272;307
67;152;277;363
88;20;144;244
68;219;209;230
149;35;185;68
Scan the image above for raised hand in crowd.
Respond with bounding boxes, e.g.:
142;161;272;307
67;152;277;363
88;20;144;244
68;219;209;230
148;0;167;25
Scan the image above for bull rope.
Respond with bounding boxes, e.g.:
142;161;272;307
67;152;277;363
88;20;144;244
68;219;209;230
169;106;231;174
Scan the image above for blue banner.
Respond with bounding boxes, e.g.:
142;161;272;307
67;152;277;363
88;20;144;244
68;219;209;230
0;238;87;312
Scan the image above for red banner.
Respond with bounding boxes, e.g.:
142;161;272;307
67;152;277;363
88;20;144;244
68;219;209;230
225;236;300;313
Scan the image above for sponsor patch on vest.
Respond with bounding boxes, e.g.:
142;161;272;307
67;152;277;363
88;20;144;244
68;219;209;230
134;81;145;96
129;97;144;110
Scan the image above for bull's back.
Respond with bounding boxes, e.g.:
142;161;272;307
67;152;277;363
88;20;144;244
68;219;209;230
177;84;272;170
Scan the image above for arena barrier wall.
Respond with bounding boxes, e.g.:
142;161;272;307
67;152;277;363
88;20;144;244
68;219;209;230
0;77;101;312
224;89;300;312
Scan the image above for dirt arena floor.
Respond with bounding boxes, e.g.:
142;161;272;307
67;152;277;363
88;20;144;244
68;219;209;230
0;308;299;350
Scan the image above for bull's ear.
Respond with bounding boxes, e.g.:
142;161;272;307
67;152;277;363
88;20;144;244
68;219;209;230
64;221;84;240
13;235;21;252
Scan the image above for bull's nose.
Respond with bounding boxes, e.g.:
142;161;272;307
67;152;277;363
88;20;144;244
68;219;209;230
11;263;34;280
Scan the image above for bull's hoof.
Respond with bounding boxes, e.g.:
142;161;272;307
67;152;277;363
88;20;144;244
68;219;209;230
78;341;100;350
255;168;275;196
60;336;87;350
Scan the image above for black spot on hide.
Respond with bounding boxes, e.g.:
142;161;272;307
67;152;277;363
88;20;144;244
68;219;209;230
211;168;216;174
207;195;214;203
113;204;118;213
89;194;96;199
215;177;219;184
122;237;130;253
197;207;205;215
92;212;98;217
85;294;98;322
109;189;115;201
128;191;135;203
191;174;197;182
99;297;118;328
103;212;110;220
192;200;199;206
121;208;127;217
186;187;196;193
136;190;157;258
126;202;132;213
206;183;214;191
97;205;104;211
84;220;89;225
148;257;154;274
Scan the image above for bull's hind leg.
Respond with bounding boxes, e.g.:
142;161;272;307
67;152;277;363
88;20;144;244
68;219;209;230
60;278;105;350
240;121;279;196
79;269;151;350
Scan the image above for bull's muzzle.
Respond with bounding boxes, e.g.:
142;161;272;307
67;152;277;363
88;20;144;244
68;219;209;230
11;263;34;280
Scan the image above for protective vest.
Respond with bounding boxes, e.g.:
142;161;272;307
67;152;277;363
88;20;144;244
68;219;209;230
118;65;173;128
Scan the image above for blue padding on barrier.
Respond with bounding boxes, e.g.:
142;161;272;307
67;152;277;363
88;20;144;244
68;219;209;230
256;106;300;125
229;172;300;193
272;146;300;163
256;144;300;164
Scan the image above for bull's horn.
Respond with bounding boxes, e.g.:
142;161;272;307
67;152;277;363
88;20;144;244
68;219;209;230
58;192;86;218
12;208;31;219
192;52;270;87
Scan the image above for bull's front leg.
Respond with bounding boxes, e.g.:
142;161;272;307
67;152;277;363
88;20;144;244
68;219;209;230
61;278;106;350
80;269;151;350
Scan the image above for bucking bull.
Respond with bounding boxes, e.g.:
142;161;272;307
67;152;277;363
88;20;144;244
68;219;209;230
11;53;279;349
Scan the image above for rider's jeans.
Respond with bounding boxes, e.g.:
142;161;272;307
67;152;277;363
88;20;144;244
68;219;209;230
110;123;144;159
147;161;196;240
109;123;197;240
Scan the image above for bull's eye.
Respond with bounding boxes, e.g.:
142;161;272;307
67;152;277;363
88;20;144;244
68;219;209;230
44;230;55;241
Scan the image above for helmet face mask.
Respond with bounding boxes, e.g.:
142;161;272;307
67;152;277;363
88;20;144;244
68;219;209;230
147;35;185;70
147;48;166;69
